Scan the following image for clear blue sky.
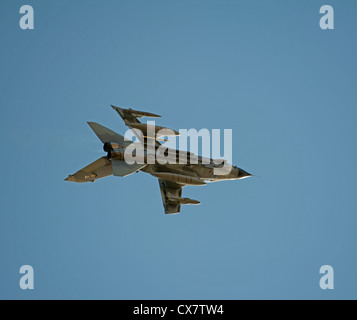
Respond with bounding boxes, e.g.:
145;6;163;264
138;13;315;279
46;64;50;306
1;0;356;299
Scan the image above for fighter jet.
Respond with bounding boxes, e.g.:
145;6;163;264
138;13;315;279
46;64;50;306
65;106;252;214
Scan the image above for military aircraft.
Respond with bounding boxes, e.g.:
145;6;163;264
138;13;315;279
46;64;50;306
65;106;252;214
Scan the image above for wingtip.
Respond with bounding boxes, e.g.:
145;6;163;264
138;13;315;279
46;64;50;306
87;121;95;129
87;121;99;127
111;104;121;110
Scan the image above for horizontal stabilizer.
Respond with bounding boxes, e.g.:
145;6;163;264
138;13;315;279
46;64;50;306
111;160;146;177
65;157;112;183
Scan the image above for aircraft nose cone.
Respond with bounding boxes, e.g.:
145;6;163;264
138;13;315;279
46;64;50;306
238;168;252;179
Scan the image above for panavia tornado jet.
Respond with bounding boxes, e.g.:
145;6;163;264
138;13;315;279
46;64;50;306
65;106;252;214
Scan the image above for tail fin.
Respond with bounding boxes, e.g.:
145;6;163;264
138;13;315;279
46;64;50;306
87;122;125;144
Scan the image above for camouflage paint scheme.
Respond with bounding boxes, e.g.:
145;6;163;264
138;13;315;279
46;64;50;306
65;106;251;214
